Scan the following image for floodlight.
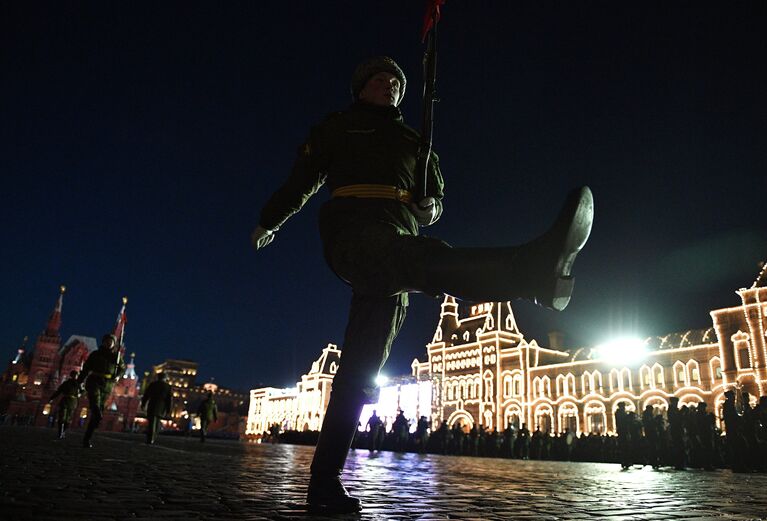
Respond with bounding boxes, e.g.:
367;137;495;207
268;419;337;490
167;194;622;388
596;337;647;366
375;374;389;387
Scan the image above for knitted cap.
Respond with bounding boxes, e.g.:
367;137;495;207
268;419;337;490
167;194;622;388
351;56;406;105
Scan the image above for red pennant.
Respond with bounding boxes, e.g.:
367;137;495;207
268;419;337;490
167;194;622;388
421;0;445;42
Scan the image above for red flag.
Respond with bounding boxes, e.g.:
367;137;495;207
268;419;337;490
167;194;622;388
421;0;445;42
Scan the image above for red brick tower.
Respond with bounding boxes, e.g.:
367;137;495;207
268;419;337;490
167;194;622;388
25;286;65;402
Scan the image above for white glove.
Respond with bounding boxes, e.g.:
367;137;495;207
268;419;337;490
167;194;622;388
251;225;277;250
409;197;440;226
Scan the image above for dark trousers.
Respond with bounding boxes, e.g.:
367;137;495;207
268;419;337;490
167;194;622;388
310;293;406;476
84;385;107;443
146;415;160;443
200;420;210;441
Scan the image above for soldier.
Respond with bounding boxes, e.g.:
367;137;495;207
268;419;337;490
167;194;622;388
141;372;172;445
197;391;218;442
77;334;125;448
48;370;80;439
615;403;632;469
722;389;746;472
366;410;383;452
251;56;594;513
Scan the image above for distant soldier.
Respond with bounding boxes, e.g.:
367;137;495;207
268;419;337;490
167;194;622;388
392;409;409;452
366;410;383;452
615;403;632;469
666;397;685;470
517;423;531;460
48;370;80;439
722;389;746;472
141;372;172;445
695;402;715;470
197;392;218;442
641;405;660;469
77;334;125;448
414;415;430;453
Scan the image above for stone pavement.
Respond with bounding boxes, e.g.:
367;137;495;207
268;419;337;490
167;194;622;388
1;426;765;521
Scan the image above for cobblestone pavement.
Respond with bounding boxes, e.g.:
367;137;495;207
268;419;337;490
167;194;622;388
1;426;766;521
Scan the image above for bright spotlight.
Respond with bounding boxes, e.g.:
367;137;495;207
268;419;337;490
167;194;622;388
375;374;389;387
596;337;647;366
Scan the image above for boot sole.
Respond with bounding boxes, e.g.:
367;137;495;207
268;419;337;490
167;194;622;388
549;187;594;311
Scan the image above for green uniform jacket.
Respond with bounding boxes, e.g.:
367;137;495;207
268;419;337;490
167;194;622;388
78;347;125;393
197;398;218;423
50;378;80;411
259;102;445;261
141;380;172;418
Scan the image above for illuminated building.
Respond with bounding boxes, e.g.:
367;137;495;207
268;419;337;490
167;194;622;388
247;264;767;437
0;288;140;431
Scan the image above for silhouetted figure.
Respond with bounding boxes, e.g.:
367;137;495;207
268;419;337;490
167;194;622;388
741;391;758;468
77;334;124;448
197;392;218;442
48;370;80;439
615;403;632;469
392;410;409;452
723;390;746;472
755;396;767;472
516;423;531;460
667;397;686;470
641;405;660;469
250;54;595;514
694;402;715;470
414;415;430;453
366;410;384;452
141;372;172;445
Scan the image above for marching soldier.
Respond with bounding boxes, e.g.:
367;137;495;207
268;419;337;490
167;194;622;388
251;56;594;513
197;391;218;442
77;334;125;448
48;370;80;439
141;372;172;445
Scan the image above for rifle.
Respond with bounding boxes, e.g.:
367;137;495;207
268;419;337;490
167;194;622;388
416;0;445;201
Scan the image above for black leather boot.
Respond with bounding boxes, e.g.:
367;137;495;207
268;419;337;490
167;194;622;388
410;186;594;310
307;475;362;514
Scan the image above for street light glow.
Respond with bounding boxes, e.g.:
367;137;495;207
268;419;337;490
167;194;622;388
375;374;389;387
596;337;647;366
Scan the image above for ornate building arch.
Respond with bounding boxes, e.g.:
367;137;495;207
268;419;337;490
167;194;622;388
534;403;554;433
557;401;579;434
584;400;606;434
447;409;474;430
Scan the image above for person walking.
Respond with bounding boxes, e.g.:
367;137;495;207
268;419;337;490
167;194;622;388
48;370;80;439
77;334;124;448
197;392;218;442
141;372;172;445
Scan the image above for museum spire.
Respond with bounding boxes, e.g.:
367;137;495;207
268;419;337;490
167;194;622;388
44;285;65;336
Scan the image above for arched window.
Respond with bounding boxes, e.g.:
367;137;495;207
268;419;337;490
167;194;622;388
543;376;552;396
709;357;722;382
687;360;701;384
639;366;652;390
673;361;687;387
609;369;620;392
513;374;523;397
503;375;513;397
566;373;576;396
556;374;566;396
652;364;665;388
620;368;631;391
483;371;493;400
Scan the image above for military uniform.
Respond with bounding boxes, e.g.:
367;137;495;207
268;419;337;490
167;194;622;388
141;378;172;444
256;59;593;513
197;395;218;442
77;345;125;447
49;376;80;438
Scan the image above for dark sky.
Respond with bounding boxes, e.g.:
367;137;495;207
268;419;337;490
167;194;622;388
2;2;765;392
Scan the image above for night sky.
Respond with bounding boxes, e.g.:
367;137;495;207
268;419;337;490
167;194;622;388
2;3;765;392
